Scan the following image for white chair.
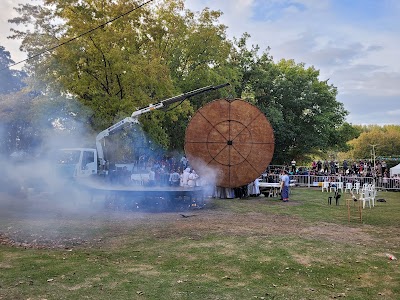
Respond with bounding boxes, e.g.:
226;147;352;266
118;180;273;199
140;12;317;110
329;183;337;193
359;189;372;209
353;182;360;194
321;181;329;192
368;185;377;207
336;182;344;193
345;182;353;193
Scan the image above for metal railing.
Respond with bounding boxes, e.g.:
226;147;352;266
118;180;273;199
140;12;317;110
261;174;400;191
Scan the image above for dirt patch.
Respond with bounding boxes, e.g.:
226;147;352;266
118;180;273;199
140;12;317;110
299;222;375;243
1;197;398;250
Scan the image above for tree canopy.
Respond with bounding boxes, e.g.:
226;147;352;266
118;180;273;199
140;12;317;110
344;125;400;161
0;46;26;94
5;0;371;164
9;0;233;150
229;35;348;163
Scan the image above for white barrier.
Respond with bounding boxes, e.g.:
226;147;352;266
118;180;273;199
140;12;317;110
261;173;400;191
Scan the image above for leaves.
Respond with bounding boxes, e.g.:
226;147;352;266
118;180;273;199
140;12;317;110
235;44;348;163
8;0;233;153
8;0;382;165
346;125;400;160
0;46;27;94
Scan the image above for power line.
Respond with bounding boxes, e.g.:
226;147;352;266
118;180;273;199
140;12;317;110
3;0;155;71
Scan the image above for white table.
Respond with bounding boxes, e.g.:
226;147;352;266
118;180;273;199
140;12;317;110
259;182;295;197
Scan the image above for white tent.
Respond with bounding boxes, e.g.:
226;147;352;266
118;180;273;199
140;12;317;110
390;163;400;177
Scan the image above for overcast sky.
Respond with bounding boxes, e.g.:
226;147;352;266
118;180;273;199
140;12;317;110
1;0;399;125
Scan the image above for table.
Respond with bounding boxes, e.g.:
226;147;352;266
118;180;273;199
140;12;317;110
259;182;295;197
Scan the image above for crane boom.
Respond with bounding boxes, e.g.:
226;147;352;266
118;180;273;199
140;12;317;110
96;83;230;166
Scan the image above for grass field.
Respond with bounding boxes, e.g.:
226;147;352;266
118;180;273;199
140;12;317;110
0;188;399;300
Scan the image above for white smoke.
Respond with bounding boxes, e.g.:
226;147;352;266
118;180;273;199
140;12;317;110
186;157;219;199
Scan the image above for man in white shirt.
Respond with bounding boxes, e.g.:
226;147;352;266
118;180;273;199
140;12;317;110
291;159;296;173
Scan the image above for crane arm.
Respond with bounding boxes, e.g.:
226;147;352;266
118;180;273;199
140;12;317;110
96;83;230;165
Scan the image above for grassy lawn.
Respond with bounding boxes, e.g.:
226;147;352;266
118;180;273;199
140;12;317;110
0;188;399;300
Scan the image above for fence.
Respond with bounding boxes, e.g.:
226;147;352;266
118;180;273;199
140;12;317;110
262;174;400;191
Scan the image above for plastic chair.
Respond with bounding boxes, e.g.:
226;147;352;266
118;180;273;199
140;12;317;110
359;189;372;209
336;182;344;193
321;181;329;192
368;185;377;207
353;182;360;194
329;183;337;193
345;182;353;193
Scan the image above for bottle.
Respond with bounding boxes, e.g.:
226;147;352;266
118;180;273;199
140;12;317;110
385;253;397;260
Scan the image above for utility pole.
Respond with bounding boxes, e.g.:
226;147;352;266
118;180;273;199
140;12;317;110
369;144;379;170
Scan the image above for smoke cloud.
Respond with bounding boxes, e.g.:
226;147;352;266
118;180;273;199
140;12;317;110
0;96;223;248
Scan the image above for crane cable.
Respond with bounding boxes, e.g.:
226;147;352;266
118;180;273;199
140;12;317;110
3;0;155;71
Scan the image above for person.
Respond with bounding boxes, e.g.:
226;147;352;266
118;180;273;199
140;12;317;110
312;160;317;172
382;161;387;175
382;171;389;189
247;178;260;197
343;160;348;175
323;160;329;173
180;155;188;172
181;167;191;186
188;169;199;187
280;170;290;202
291;159;296;174
169;169;181;186
317;160;322;173
147;168;156;186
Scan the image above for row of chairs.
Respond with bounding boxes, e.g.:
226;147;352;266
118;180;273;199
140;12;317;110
344;182;361;194
360;184;377;208
350;184;377;209
322;182;377;209
322;181;365;194
321;181;345;193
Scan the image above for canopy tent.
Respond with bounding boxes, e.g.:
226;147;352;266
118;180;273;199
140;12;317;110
390;163;400;177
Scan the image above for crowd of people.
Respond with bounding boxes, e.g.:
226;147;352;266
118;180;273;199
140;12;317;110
271;159;399;179
109;155;201;187
108;154;273;199
264;159;400;191
108;154;400;194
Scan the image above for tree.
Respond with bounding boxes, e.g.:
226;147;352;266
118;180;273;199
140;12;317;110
0;45;31;156
8;0;233;152
346;125;400;160
335;122;362;152
0;92;39;155
230;35;348;164
9;1;351;163
0;45;26;94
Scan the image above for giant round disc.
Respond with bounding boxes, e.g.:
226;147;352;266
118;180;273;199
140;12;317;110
184;98;275;188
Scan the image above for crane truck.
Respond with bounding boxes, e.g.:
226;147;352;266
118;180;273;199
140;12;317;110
56;83;230;181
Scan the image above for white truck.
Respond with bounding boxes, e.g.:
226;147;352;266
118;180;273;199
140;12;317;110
56;83;229;180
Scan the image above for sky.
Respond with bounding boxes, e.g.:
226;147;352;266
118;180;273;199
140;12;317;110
1;0;400;125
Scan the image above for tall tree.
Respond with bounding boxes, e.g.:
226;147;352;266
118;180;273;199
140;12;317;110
230;35;348;164
346;125;400;160
0;45;26;94
8;0;233;152
0;45;30;155
0;92;39;155
258;59;347;163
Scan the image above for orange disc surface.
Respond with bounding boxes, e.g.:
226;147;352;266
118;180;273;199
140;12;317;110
184;98;275;188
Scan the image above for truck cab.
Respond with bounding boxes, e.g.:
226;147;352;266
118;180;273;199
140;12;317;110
56;148;98;179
